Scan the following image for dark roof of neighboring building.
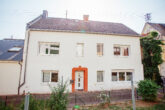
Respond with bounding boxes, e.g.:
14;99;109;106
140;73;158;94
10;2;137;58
147;23;165;36
28;15;139;37
0;39;24;61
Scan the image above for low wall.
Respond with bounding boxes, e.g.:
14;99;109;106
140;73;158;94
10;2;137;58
0;89;138;107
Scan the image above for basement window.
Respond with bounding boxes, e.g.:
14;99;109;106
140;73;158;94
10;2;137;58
42;71;58;82
8;47;22;52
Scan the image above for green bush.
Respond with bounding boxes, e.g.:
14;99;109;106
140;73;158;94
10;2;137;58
137;79;160;101
48;80;69;110
0;99;14;110
19;95;48;110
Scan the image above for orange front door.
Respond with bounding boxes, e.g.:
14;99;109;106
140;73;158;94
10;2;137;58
72;66;88;92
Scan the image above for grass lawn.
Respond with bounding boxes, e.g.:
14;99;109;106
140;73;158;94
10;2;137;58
79;99;165;110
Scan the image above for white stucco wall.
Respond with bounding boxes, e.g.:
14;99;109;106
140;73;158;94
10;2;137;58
21;31;144;94
0;61;20;95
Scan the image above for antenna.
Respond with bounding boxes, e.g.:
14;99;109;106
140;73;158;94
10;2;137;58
145;13;151;22
65;10;68;19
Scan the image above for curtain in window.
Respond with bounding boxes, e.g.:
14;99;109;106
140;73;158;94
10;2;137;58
51;73;58;82
43;72;50;82
112;72;117;81
126;72;132;81
119;72;125;81
97;44;103;56
97;71;103;82
114;47;120;55
40;43;46;54
123;47;129;56
77;44;83;56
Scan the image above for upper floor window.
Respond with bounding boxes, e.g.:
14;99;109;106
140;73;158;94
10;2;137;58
39;42;60;55
97;71;104;82
76;43;84;57
42;70;58;82
97;43;103;56
114;45;129;56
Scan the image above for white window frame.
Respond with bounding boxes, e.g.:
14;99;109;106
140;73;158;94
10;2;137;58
97;43;104;57
97;71;104;83
113;45;130;57
111;70;133;82
39;42;60;55
42;70;58;83
76;43;84;57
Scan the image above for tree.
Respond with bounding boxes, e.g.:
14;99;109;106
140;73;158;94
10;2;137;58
140;31;164;85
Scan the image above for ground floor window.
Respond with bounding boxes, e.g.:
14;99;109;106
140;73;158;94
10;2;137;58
97;71;104;82
42;70;58;82
112;70;132;81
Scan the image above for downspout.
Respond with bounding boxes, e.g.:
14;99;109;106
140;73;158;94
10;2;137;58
18;61;22;95
18;30;30;95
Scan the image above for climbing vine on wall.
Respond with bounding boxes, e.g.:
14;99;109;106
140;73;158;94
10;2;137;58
140;31;164;85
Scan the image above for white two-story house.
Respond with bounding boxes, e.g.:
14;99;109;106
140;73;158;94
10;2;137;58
19;10;144;94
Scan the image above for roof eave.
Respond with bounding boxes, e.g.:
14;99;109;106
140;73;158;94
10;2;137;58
28;28;141;37
0;60;22;63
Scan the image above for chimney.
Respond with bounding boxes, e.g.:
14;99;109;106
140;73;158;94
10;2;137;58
83;15;89;21
42;10;48;18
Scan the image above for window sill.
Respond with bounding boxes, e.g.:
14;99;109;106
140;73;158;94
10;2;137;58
111;81;131;82
97;55;103;57
39;54;60;56
114;55;129;58
96;82;104;85
40;82;58;86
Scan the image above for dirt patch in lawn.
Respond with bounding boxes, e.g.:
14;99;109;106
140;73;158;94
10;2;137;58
110;100;159;108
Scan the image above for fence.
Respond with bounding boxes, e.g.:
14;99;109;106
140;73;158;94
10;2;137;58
68;89;139;107
0;89;139;108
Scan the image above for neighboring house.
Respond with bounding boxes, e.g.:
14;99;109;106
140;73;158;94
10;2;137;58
19;10;143;94
142;22;165;77
0;39;24;95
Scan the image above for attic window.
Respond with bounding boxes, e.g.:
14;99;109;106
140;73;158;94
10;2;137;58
8;47;22;52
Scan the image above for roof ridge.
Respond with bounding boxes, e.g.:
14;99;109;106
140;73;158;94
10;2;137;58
46;17;123;24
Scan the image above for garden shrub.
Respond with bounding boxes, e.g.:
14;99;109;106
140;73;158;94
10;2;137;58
19;95;48;110
98;92;110;103
137;79;160;101
48;80;69;110
0;98;14;110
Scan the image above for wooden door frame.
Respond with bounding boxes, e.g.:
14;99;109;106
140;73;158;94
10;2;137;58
72;66;88;92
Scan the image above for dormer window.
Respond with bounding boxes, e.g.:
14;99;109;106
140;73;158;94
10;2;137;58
8;47;22;52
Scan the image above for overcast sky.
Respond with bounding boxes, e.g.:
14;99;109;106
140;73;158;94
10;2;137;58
0;0;165;39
